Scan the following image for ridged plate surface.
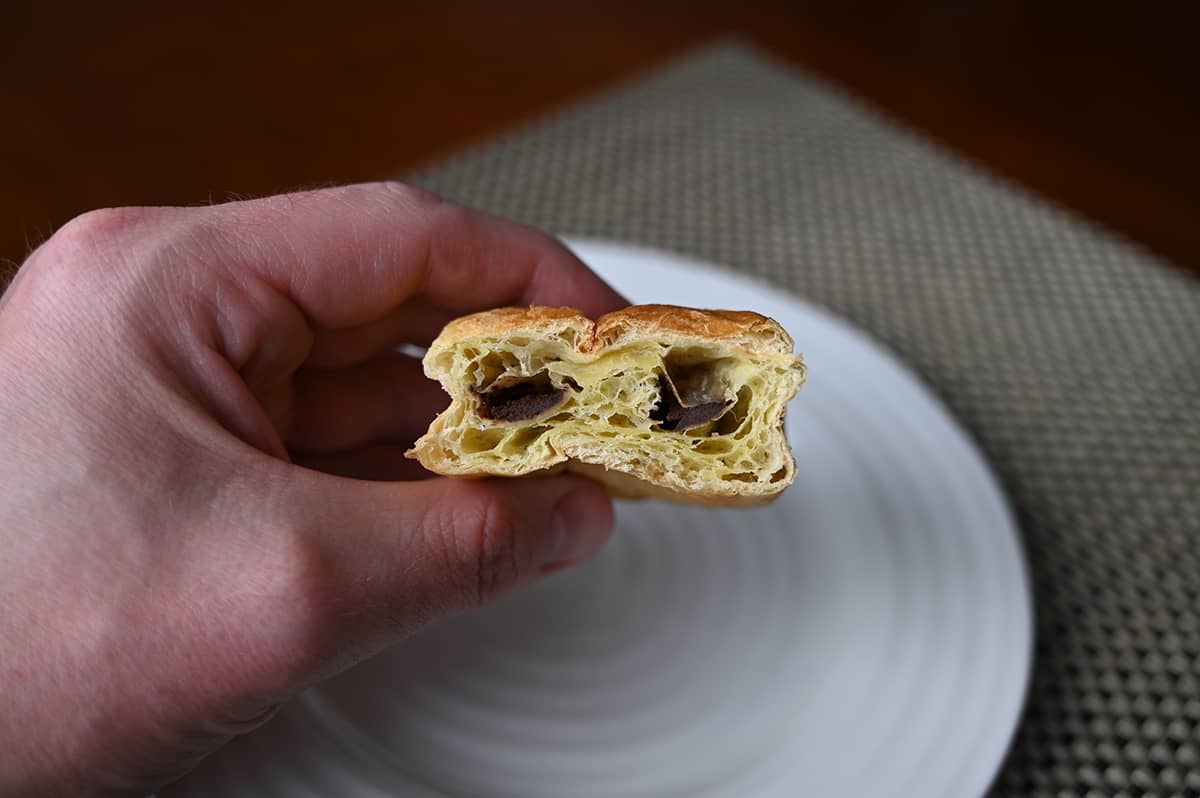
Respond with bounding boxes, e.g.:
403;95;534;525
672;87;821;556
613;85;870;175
169;240;1032;798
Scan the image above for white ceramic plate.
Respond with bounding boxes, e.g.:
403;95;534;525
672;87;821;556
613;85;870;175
169;240;1032;798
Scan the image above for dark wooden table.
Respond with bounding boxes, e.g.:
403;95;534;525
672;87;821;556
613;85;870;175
3;0;1198;281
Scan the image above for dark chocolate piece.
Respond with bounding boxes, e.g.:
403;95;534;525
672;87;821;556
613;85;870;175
650;373;733;431
476;373;567;422
672;366;727;407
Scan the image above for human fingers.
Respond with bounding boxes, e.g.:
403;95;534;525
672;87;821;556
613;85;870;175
200;182;628;352
285;352;447;453
303;300;456;369
290;443;435;482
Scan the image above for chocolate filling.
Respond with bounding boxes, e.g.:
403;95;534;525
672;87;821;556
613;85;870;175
650;371;733;432
475;373;567;422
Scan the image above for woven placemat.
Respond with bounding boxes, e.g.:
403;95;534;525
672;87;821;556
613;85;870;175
408;42;1200;797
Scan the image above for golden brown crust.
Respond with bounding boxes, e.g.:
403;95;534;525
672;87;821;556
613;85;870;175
431;304;795;358
593;305;795;354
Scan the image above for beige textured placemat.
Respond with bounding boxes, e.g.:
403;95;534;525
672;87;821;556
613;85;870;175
409;42;1200;796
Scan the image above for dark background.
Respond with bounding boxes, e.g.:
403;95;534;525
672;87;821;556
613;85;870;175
3;0;1198;279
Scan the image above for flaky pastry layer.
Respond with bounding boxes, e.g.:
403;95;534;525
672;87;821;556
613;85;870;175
407;305;807;505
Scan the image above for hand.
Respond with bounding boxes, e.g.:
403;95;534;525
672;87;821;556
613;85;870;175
0;183;626;796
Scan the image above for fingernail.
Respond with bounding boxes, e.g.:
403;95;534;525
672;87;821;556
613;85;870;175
543;486;613;570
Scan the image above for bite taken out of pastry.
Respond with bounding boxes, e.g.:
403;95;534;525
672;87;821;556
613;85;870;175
407;305;807;505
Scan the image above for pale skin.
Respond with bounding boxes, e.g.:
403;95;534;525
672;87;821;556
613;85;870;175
0;183;625;796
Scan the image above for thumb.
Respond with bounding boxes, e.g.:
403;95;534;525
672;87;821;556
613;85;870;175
387;475;615;608
271;471;614;660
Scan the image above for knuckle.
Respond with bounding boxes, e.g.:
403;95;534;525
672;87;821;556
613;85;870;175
237;516;346;679
28;207;166;290
445;489;521;607
48;206;157;258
